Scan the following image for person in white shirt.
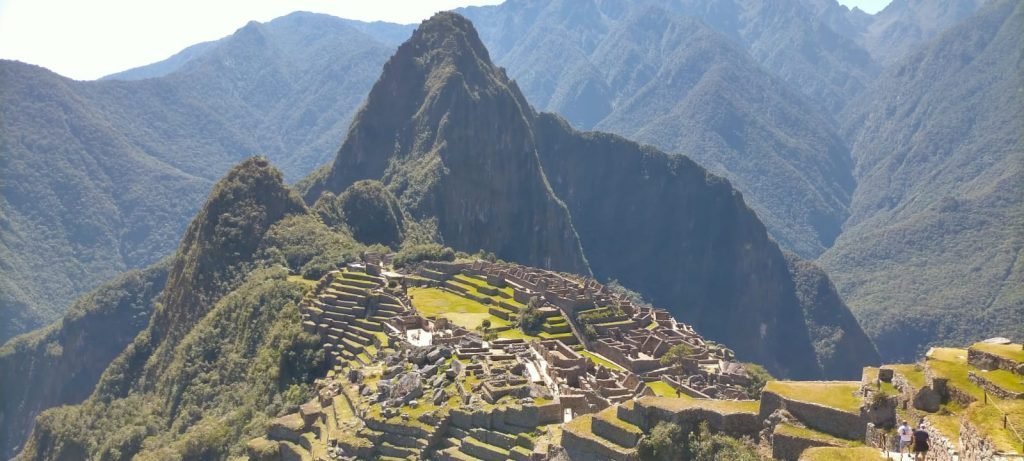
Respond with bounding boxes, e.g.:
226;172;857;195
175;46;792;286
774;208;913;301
898;420;913;458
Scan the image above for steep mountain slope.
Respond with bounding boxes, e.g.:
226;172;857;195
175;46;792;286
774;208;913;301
10;158;340;461
0;264;168;459
305;13;591;275
0;13;393;343
306;12;878;378
457;2;855;257
859;0;988;64
821;0;1023;360
0;62;208;344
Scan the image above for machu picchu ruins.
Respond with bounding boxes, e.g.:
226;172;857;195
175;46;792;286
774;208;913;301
249;255;1024;461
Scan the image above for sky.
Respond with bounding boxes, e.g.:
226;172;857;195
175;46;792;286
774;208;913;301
0;0;891;81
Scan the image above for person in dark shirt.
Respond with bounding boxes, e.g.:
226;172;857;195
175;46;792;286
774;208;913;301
912;424;930;460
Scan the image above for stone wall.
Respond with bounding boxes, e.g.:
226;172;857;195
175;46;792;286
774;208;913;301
771;431;839;461
968;371;1024;400
969;348;1024;375
759;391;865;440
632;401;760;438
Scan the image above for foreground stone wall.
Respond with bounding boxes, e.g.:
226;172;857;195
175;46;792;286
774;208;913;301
759;391;865;440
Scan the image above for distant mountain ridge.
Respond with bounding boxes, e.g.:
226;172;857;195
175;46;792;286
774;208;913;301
0;12;396;344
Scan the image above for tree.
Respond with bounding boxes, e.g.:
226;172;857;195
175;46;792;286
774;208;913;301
480;319;491;331
742;363;773;399
638;421;685;461
660;343;697;370
687;422;763;460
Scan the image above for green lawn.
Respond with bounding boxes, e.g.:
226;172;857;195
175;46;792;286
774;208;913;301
966;400;1024;454
579;350;625;371
645;380;683;398
639;396;759;414
927;348;984;400
764;381;863;413
975;368;1024;394
409;287;511;330
775;423;859;446
409;287;575;342
887;364;927;390
971;343;1024;364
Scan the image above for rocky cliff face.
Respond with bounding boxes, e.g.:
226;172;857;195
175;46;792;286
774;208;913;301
306;12;878;378
306;13;589;275
0;265;168;459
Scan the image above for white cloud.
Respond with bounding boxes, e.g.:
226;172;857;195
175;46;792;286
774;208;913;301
0;0;501;80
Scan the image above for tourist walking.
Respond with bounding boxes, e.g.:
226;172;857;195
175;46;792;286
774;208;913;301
897;420;913;458
912;424;930;460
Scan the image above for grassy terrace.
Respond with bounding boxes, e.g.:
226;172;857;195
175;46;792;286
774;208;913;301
798;447;880;460
579;350;625;371
863;368;898;395
638;396;759;414
409;287;576;342
971;343;1024;363
926;348;1024;453
764;381;862;413
887;364;926;390
927;348;983;400
977;368;1024;394
775;423;860;446
967;400;1024;453
645;380;683;398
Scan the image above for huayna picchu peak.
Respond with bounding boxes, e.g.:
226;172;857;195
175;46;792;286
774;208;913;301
305;11;878;381
3;2;1019;461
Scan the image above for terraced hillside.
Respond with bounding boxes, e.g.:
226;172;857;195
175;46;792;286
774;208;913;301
246;258;767;460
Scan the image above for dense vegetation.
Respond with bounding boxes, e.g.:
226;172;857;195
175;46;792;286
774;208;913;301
638;421;764;460
0;264;168;459
0;13;394;344
8;156;390;460
822;0;1024;360
314;180;406;248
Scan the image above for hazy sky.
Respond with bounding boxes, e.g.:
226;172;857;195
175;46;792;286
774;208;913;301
0;0;892;81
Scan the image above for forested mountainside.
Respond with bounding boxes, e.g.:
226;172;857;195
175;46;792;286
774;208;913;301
304;12;878;380
0;13;393;344
6;158;349;460
459;0;876;117
0;264;168;459
821;0;1023;360
856;0;988;64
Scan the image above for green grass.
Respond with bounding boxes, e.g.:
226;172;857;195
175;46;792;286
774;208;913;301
926;412;961;448
639;396;759;414
975;368;1024;394
798;447;880;460
775;423;860;446
579;350;625;371
927;348;984;400
887;364;926;390
966;400;1024;453
764;381;862;413
645;380;682;397
971;343;1024;364
409;287;511;330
